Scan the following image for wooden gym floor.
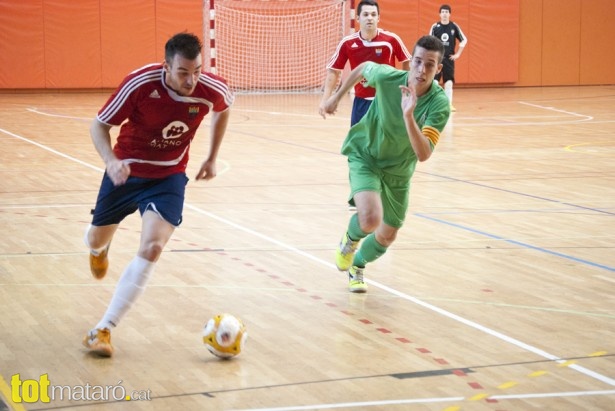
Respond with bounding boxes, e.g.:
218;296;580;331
0;85;614;410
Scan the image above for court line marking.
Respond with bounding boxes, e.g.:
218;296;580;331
3;120;614;389
231;389;615;411
0;127;231;177
418;171;615;216
0;127;101;171
184;204;615;387
565;141;614;153
28;99;612;174
25;104;598;127
26;107;89;121
233;100;595;126
416;213;615;272
518;101;594;121
0;204;87;209
443;101;595;127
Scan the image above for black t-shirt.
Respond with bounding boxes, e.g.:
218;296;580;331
430;22;466;57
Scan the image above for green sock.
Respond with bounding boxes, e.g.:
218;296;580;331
347;213;367;241
353;234;388;267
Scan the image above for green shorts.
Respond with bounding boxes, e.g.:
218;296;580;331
347;157;410;229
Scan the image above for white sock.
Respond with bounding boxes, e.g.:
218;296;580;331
84;224;107;255
95;256;155;330
444;81;454;104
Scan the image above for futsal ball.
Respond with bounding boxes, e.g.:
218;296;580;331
202;313;248;359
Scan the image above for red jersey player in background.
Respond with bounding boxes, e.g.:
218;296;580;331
319;0;411;125
82;32;233;357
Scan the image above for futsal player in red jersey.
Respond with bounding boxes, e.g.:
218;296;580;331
319;0;411;125
82;32;233;357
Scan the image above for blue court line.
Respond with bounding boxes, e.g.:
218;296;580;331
415;213;615;272
417;172;615;216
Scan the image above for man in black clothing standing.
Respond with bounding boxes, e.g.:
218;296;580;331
429;4;467;112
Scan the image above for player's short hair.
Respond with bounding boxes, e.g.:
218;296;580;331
165;33;203;62
440;4;451;13
358;0;380;16
414;35;445;63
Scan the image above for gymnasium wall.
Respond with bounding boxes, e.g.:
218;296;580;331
377;0;520;84
0;0;204;89
379;0;615;86
0;0;613;89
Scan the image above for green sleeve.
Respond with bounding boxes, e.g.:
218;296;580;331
425;91;451;133
361;62;397;88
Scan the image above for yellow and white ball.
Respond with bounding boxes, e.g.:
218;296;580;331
202;314;248;358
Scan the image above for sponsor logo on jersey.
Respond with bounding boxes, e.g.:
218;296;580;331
351;42;359;48
162;121;189;139
149;90;161;99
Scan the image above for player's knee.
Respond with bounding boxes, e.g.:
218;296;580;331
358;211;382;233
376;230;397;246
85;224;114;250
138;241;165;262
373;221;400;246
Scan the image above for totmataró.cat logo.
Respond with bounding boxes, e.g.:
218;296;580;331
162;121;190;139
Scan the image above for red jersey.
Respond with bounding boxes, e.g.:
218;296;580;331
97;63;233;178
326;29;411;99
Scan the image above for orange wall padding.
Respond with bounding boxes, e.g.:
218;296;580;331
100;0;203;87
100;1;156;88
518;0;615;86
377;0;519;84
541;0;581;86
579;0;614;85
0;0;203;89
0;2;46;88
43;0;102;88
518;0;543;86
0;0;614;89
466;1;519;83
155;0;206;62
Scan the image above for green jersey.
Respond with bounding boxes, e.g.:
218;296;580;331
341;62;450;177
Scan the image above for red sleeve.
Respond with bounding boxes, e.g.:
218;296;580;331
97;82;138;126
201;72;234;112
392;37;412;62
97;64;160;126
326;40;349;70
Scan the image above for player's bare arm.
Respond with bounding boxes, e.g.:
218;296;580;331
319;69;342;119
196;108;230;181
323;62;368;117
451;45;465;61
90;119;130;186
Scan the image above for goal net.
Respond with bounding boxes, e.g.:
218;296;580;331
204;0;348;94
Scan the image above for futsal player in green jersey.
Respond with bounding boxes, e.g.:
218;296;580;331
322;35;450;292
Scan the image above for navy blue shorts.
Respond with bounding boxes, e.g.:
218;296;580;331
435;58;455;83
91;172;189;227
350;97;373;126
